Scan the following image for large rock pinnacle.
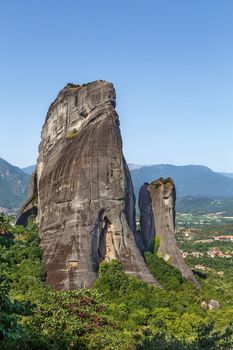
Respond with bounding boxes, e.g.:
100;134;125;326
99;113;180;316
139;178;200;288
33;80;158;289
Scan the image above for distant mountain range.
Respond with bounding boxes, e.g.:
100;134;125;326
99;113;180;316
1;159;233;212
129;164;233;200
219;172;233;179
128;164;233;214
21;165;36;175
0;158;30;209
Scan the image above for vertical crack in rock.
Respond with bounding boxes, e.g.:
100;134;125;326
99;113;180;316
139;178;200;288
25;80;158;289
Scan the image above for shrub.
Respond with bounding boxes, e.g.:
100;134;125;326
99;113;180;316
66;128;78;139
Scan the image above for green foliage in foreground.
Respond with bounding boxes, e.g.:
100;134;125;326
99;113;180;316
144;251;186;290
0;215;233;349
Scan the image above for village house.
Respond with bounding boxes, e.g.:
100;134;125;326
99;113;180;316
214;235;233;241
207;248;232;258
195;264;206;271
191;251;203;258
195;239;213;243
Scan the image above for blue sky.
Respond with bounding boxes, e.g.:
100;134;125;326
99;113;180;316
0;0;233;171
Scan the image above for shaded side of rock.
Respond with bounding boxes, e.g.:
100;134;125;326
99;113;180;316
137;182;155;252
123;157;137;234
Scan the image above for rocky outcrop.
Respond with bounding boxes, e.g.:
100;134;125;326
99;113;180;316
201;299;219;310
16;170;38;226
138;178;200;288
29;80;158;290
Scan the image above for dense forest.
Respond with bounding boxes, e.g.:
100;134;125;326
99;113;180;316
1;215;233;349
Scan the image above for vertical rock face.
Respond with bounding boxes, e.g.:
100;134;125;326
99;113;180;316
34;80;158;290
139;178;200;288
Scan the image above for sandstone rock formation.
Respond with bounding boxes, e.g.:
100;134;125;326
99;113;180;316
26;80;158;290
138;178;200;288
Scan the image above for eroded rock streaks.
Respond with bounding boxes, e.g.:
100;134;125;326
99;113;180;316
33;80;158;289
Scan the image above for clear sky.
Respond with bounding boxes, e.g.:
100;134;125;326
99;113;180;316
0;0;233;171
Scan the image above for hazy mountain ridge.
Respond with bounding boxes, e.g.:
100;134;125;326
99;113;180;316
2;160;233;212
219;172;233;179
22;165;36;175
0;158;29;209
176;196;233;215
130;164;233;200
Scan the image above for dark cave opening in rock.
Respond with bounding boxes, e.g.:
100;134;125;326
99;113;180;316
98;210;111;262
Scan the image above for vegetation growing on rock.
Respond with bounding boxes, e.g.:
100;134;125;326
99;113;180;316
65;128;78;139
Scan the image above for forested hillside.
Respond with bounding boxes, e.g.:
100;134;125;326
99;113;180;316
1;215;233;349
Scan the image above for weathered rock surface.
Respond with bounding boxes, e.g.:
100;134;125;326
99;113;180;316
30;80;158;290
138;178;200;288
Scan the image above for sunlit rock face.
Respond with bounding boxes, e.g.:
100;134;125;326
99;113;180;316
138;178;200;288
35;80;158;290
